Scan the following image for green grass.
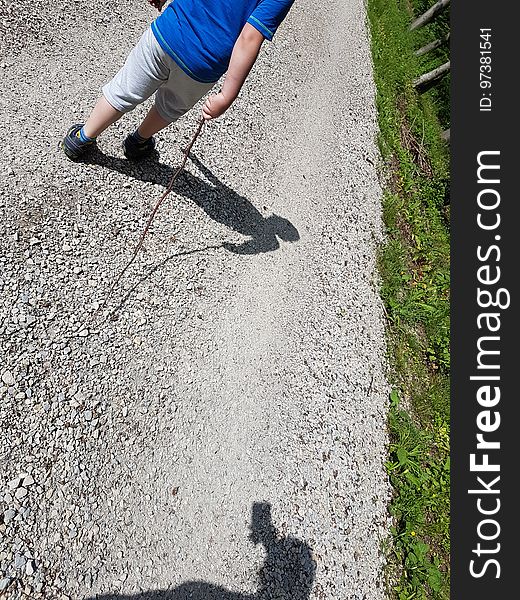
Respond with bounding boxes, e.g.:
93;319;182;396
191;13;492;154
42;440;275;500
367;0;450;597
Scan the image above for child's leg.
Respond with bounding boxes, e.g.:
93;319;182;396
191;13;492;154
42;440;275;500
122;103;171;159
136;104;171;139
63;28;171;159
123;65;213;159
100;27;171;123
82;97;123;139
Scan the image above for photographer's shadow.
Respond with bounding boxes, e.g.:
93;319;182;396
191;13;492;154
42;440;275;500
90;502;315;600
84;148;299;255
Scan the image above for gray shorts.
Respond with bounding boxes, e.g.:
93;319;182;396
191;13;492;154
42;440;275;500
103;27;215;123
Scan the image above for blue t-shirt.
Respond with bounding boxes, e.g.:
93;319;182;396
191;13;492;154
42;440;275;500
151;0;295;83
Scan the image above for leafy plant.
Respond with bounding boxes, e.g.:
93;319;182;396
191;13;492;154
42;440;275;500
367;0;451;597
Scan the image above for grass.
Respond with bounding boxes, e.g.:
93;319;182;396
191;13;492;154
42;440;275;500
366;0;450;597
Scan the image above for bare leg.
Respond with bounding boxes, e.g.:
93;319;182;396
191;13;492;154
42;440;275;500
83;96;123;138
136;104;171;139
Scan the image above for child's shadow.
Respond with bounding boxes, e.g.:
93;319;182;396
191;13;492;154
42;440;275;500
84;149;299;255
89;502;315;599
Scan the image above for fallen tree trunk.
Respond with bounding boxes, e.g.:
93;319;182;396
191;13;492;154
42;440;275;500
410;0;450;31
414;61;450;92
415;33;450;56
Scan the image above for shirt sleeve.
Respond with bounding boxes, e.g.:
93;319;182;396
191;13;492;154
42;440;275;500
247;0;295;41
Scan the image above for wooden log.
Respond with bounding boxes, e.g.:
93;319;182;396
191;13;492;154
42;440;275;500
410;0;450;31
415;33;450;56
413;61;450;92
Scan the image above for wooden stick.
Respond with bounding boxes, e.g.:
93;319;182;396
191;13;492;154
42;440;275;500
410;0;450;31
75;118;206;335
415;33;450;57
413;61;451;92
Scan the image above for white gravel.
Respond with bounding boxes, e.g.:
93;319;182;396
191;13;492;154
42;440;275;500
1;0;391;598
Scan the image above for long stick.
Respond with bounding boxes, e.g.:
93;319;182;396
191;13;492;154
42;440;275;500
413;61;451;92
76;118;206;334
410;0;450;31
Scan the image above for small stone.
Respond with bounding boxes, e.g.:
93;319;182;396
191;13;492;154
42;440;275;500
14;487;28;500
84;410;93;421
7;476;23;490
14;554;27;569
78;328;89;337
74;390;86;404
22;474;35;487
3;508;16;523
26;559;37;576
2;370;15;386
0;578;11;591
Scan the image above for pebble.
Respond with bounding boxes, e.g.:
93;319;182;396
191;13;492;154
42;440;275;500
14;487;28;500
23;474;35;487
26;559;37;576
14;554;27;569
7;476;23;491
1;370;15;386
3;509;16;523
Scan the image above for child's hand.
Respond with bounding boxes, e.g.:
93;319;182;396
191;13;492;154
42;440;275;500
202;92;231;121
147;0;166;11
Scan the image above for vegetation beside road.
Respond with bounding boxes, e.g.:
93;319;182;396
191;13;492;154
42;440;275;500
367;0;450;597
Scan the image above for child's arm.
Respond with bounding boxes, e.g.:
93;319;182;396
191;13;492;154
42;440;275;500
202;23;265;120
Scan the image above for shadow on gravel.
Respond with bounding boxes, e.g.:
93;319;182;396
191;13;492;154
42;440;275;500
87;502;315;600
82;148;299;255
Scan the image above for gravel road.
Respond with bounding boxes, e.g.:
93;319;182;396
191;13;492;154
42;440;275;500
1;1;391;598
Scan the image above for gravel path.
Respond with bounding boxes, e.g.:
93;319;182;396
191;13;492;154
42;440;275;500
1;1;391;598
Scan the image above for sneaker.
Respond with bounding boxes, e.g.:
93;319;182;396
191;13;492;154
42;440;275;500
62;124;96;160
123;131;156;160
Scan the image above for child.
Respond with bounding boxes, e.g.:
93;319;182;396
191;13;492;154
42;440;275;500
62;0;295;160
